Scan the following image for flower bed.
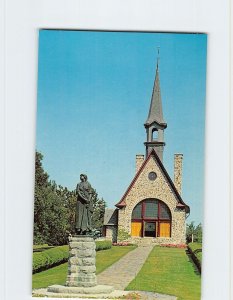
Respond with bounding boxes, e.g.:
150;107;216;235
160;244;187;249
112;242;134;246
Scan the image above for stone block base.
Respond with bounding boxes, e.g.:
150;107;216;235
66;235;97;287
47;284;114;294
33;287;130;299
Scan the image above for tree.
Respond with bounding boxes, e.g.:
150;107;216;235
91;191;107;231
33;151;69;245
186;221;202;243
33;151;107;245
195;223;202;243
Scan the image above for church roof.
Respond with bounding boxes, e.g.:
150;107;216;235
104;208;118;225
115;149;190;213
144;62;167;127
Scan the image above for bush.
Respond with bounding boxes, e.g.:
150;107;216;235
96;240;112;251
33;244;55;252
33;245;69;273
117;229;131;242
112;242;135;246
33;241;112;273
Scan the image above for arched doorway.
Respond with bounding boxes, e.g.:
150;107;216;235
131;199;171;238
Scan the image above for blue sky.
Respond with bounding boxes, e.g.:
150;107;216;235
36;30;207;225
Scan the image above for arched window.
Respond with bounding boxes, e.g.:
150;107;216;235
131;199;171;238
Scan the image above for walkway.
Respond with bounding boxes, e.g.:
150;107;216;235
97;245;153;290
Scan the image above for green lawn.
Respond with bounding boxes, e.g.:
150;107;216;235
188;243;202;263
126;246;201;300
32;245;136;289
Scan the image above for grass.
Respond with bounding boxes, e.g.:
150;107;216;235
126;246;201;300
32;245;136;289
188;243;202;263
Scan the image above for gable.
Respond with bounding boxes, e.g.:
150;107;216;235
115;149;190;213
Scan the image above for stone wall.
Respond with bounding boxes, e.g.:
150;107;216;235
174;154;183;195
105;226;117;243
118;155;186;244
135;154;145;173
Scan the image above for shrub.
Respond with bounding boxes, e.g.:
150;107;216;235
33;240;112;274
188;242;202;273
33;245;69;273
117;229;131;242
96;240;112;251
112;242;134;246
33;244;55;252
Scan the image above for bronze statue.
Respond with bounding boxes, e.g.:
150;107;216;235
75;174;94;235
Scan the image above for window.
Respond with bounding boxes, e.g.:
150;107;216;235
132;202;142;219
144;200;158;218
131;199;171;237
152;129;158;140
160;202;171;219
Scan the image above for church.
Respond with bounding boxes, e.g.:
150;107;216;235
103;58;190;245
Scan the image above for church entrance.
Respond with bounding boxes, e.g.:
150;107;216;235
144;222;156;237
131;199;171;238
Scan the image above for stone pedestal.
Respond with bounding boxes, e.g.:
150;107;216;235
66;235;97;287
46;235;114;297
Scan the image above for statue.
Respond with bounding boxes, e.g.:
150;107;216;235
75;174;94;235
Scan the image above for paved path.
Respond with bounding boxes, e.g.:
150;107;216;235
97;245;154;290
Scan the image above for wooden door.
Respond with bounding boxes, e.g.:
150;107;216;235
131;222;142;237
160;222;171;237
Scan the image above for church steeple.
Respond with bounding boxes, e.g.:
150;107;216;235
144;54;167;161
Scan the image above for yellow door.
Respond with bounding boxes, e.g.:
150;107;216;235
160;222;171;237
131;222;142;237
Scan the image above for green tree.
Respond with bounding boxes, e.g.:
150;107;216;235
33;151;107;245
186;221;196;243
186;221;202;243
33;151;69;245
195;223;202;243
92;191;107;231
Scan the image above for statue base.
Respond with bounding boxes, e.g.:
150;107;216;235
66;235;97;287
42;235;116;298
47;284;114;295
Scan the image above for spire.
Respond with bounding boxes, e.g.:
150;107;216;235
144;51;167;161
145;50;166;127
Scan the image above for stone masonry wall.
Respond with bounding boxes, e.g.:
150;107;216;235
136;155;145;173
66;236;97;287
118;155;186;244
105;226;117;243
174;154;183;195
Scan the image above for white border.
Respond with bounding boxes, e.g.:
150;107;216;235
1;1;231;299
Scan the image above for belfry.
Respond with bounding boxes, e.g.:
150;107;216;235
144;59;167;161
104;55;190;245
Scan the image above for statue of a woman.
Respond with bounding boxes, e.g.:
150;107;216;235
75;174;94;235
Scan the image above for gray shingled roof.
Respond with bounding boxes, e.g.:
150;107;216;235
145;63;166;126
104;208;118;225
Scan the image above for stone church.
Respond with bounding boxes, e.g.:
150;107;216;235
103;58;190;245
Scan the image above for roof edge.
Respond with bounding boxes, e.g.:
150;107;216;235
115;149;190;214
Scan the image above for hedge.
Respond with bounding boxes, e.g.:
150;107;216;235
33;245;69;273
33;244;55;252
33;240;112;273
188;242;202;273
96;240;112;251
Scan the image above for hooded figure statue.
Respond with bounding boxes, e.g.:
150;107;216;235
75;174;94;235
